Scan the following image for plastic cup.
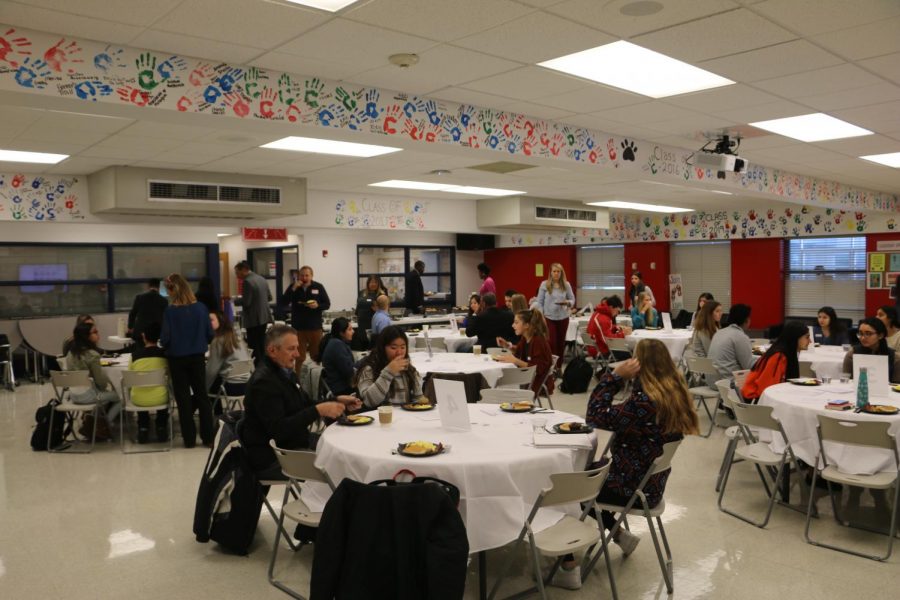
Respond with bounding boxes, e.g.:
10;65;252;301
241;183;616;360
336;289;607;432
378;405;393;425
531;417;547;435
473;345;482;356
840;373;851;384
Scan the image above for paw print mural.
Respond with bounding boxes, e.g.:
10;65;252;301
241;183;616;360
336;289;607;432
620;139;637;161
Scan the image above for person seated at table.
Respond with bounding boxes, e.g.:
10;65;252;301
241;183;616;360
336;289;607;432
465;293;514;350
462;293;481;328
842;317;900;383
205;311;251;399
242;325;360;480
62;313;94;357
319;317;356;397
875;305;900;352
688;293;714;329
689;301;722;358
813;306;849;346
371;294;392;340
708;304;757;381
353;325;424;409
555;339;699;589
630;292;658;329
587;295;632;359
129;322;170;443
741;321;810;403
503;289;517;312
495;308;554;395
64;321;122;440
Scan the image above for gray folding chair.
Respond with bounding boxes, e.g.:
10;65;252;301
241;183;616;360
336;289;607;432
605;337;631;360
479;388;534;404
488;465;613;600
798;360;815;378
686;357;721;437
713;380;754;493
804;415;900;561
717;401;806;527
48;370;101;453
495;365;536;389
580;332;605;373
267;440;335;599
534;354;558;409
215;359;253;413
119;369;173;454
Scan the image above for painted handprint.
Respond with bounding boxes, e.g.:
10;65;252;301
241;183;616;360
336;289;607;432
0;28;32;68
43;38;83;73
223;92;250;117
335;86;358;112
135;52;163;90
303;78;325;108
14;57;51;89
216;68;243;93
458;105;475;129
74;80;113;101
257;88;278;119
402;118;424;141
424;100;441;126
117;86;150;107
188;63;215;87
277;73;298;105
156;55;187;79
242;66;267;98
382;104;402;134
363;89;381;121
93;45;125;72
506;135;521;154
442;116;462;142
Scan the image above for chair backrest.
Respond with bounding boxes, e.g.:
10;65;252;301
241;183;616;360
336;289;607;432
415;336;447;351
580;332;598;350
486;347;511;356
798;361;814;378
715;379;733;406
732;402;780;432
121;369;167;389
50;369;92;390
749;338;770;347
816;415;897;451
479;388;534;404
496;365;536;388
687;356;719;384
540;465;610;508
607;337;630;353
648;439;683;476
225;359;254;381
732;369;750;390
269;440;333;488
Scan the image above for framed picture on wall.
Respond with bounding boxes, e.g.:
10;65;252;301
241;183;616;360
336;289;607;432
867;272;883;289
890;254;900;272
887;272;900;287
869;252;886;272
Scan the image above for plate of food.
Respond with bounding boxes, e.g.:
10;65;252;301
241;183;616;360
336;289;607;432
644;326;660;330
337;414;374;426
788;378;820;386
500;401;535;413
553;422;593;434
861;404;900;415
397;441;444;457
402;401;435;411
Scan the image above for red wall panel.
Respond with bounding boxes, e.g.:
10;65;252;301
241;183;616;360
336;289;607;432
623;242;670;312
866;233;900;316
484;245;577;306
731;238;784;329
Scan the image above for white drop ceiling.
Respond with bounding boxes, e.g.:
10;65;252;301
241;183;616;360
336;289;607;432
0;0;898;213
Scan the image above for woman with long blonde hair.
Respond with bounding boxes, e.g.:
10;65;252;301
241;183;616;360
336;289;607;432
161;273;214;448
630;291;658;329
533;262;575;368
496;308;554;394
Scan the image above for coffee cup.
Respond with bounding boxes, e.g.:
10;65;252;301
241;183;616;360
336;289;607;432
378;405;393;425
473;345;482;356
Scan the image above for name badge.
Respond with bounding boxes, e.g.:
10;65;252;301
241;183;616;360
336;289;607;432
312;289;319;295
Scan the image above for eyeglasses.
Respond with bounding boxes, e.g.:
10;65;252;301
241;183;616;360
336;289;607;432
857;330;878;337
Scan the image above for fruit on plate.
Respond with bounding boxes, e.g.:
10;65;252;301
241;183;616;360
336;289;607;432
558;422;587;432
500;401;533;410
402;441;438;455
347;415;371;423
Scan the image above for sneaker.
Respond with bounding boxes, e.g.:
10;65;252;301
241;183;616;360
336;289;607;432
614;529;640;557
551;565;582;590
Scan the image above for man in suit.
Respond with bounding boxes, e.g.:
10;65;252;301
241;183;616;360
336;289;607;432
127;277;168;343
404;260;426;315
465;293;514;349
234;260;273;367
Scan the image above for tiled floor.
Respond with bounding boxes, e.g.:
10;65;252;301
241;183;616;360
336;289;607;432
1;379;898;599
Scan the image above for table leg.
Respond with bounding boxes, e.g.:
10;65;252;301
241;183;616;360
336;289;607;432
779;463;790;504
479;550;487;600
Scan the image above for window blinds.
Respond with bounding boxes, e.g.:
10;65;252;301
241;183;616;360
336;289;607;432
577;245;625;307
671;242;732;311
786;237;865;321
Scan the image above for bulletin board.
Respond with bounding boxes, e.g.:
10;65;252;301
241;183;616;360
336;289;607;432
867;251;900;289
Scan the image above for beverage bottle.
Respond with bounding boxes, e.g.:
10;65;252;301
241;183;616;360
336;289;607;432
856;367;869;410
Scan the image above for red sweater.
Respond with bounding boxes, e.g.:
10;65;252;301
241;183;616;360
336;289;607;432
586;303;625;356
741;353;787;401
512;335;554;394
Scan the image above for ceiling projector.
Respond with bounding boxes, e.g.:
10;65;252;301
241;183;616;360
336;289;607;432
695;134;747;179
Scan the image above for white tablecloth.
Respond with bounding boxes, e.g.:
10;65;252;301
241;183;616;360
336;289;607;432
100;356;129;395
565;316;591;342
408;328;476;353
314;405;594;552
798;346;846;379
759;382;900;475
625;329;693;360
410;351;513;388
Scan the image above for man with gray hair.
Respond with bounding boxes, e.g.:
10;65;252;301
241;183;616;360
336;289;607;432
241;325;360;480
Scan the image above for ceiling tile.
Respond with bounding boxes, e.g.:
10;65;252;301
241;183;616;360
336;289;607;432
32;111;134;133
663;84;782;113
546;0;737;38
8;0;183;27
832;100;900;134
814;134;900;158
793;82;900;112
81;144;168;161
699;40;844;82
755;0;900;36
811;16;900;60
633;8;796;63
118;121;220;140
707;99;811;123
45;156;121;174
593;101;705;125
130;30;265;64
753;63;882;98
15;127;114;146
452;12;615;63
343;0;532;43
249;52;364;81
646;114;738;136
495;101;575;121
0;1;145;44
430;87;519;109
531;85;644;113
462;67;587;101
87;135;184;153
860;52;900;86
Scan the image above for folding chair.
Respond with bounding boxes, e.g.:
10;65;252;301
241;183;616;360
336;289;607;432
580;333;605;374
215;359;253;413
717;401;807;527
495;365;536;389
119;369;173;454
798;361;815;378
534;354;558;409
48;370;101;453
267;440;335;599
0;337;15;391
605;337;631;362
713;380;754;493
804;415;900;561
479;388;534;404
488;465;613;600
584;440;683;597
415;336;447;352
686;357;722;438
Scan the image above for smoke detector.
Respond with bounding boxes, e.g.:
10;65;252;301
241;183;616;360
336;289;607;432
389;53;419;68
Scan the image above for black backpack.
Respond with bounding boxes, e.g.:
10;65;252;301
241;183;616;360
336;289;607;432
559;356;594;394
30;399;65;451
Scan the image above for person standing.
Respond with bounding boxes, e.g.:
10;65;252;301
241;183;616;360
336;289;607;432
404;260;426;315
533;262;575;369
281;265;330;370
234;260;273;367
477;263;496;297
627;271;655;310
160;274;215;448
127;278;168;343
354;275;387;350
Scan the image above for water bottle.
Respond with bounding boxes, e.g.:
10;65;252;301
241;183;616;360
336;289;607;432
856;367;869;410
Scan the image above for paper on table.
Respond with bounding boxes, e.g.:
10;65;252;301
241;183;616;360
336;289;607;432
532;432;593;449
415;413;442;422
434;378;471;432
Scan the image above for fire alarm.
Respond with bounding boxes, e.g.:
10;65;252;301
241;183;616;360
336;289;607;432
322;249;328;258
650;262;656;270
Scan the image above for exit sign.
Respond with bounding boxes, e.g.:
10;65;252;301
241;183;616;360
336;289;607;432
242;227;287;241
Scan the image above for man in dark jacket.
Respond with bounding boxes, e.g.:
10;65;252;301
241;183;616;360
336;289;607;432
127;277;168;342
465;293;514;349
280;265;331;371
234;260;274;367
241;325;359;479
404;260;426;315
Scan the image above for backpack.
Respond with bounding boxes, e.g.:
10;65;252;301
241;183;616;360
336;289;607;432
30;399;65;451
559;356;593;394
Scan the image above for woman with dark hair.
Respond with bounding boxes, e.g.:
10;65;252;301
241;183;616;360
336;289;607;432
463;293;481;328
689;292;715;328
477;262;496;296
875;305;900;352
62;313;94;356
320;317;356;397
741;321;811;402
355;275;387;336
690;301;722;358
64;321;122;439
353;325;423;408
205;311;251;394
496;308;554;395
627;271;655;310
842;317;900;383
813;306;848;346
194;276;218;313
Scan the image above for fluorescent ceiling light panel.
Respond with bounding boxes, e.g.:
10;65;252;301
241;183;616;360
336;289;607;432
370;180;523;196
749;113;872;142
586;200;693;213
282;0;360;12
261;136;401;157
538;41;734;98
859;152;900;168
0;149;68;164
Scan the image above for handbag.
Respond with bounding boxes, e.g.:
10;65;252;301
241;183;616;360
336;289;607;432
370;468;461;507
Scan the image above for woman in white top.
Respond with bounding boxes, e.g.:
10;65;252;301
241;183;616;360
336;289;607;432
876;305;900;352
627;271;655;309
533;262;575;369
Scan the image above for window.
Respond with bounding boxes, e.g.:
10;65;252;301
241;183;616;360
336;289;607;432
786;236;866;321
357;245;455;308
671;242;731;312
577;245;624;308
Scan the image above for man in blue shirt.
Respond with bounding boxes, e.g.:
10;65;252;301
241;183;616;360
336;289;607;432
371;295;392;341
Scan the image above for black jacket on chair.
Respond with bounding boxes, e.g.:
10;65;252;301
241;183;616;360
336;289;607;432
128;289;168;342
310;478;468;600
465;307;515;349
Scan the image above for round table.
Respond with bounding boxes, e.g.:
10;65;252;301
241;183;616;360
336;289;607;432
410;351;513;388
798;346;846;379
759;382;900;475
626;329;693;360
314;404;595;552
566;316;591;342
100;356;130;394
407;328;476;353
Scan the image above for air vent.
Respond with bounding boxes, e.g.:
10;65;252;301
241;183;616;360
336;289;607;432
220;185;281;204
466;161;536;174
149;181;217;201
149;180;281;205
536;205;598;223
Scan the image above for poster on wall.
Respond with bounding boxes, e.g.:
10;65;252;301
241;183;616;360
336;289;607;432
887;272;900;287
868;272;883;289
869;253;886;272
669;274;684;313
890;254;900;272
